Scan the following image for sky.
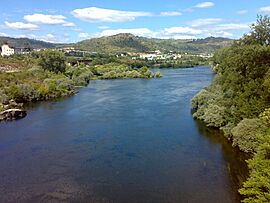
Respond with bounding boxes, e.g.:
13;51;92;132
0;0;270;43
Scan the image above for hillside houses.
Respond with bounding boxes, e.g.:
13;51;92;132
1;44;14;56
0;44;34;56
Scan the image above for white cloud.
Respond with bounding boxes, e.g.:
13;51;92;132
79;32;90;39
160;35;197;39
0;32;8;37
216;23;250;30
98;26;110;29
194;2;215;8
72;7;152;23
206;31;234;38
164;27;202;35
160;11;182;16
24;14;66;25
259;6;270;14
5;21;39;30
99;28;153;37
189;18;223;27
63;22;76;27
38;34;57;43
237;10;248;15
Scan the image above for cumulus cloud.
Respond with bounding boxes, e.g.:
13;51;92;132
72;7;152;23
190;18;223;27
24;14;66;25
5;21;39;30
0;32;8;37
163;27;203;35
194;2;215;8
78;32;91;39
38;34;57;43
216;23;250;30
205;31;234;38
259;6;270;14
160;11;182;16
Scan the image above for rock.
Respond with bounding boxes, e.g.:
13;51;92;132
0;109;27;121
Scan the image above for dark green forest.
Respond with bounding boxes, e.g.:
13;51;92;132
192;15;270;202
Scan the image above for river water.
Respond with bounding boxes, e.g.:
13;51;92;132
0;67;249;203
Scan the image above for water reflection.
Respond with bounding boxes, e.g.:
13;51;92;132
195;120;250;202
0;67;248;203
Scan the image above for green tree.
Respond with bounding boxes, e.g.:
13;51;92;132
242;15;270;46
239;134;270;203
232;119;267;153
38;50;66;73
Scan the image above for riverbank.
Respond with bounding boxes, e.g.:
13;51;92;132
0;67;248;202
191;16;270;202
0;52;162;121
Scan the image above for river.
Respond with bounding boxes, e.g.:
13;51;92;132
0;66;249;203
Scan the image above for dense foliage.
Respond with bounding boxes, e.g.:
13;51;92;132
38;50;66;73
0;51;160;109
192;15;270;202
75;33;232;54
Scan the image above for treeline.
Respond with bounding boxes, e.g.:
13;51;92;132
191;16;270;202
67;51;208;69
0;50;161;111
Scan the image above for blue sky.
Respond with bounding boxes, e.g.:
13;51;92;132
0;0;270;43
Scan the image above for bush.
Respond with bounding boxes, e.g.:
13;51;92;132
201;104;226;127
38;50;66;73
232;119;267;153
239;134;270;203
259;108;270;127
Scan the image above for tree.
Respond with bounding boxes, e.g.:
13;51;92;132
242;15;270;46
232;119;267;153
38;50;66;73
239;134;270;203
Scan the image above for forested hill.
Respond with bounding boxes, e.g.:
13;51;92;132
0;36;57;49
0;34;233;53
74;33;233;54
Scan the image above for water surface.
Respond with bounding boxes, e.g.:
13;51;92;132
0;67;248;203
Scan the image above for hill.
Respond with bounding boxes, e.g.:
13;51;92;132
0;36;57;49
75;33;233;54
0;34;233;54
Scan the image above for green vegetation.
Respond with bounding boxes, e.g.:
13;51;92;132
75;33;232;54
191;15;270;202
0;36;56;49
0;51;160;106
1;34;232;55
38;50;66;73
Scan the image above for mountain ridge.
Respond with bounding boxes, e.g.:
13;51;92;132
0;33;233;54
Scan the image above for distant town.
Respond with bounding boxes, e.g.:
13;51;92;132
0;43;213;60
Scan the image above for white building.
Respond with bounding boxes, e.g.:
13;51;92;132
1;44;15;56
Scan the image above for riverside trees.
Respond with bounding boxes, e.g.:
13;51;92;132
191;15;270;202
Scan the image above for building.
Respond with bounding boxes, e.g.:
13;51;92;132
1;44;15;56
15;47;33;54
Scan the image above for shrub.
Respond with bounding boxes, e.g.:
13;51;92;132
259;108;270;127
201;104;227;127
239;134;270;203
232;118;267;153
38;50;66;73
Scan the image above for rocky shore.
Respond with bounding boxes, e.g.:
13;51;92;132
0;100;27;121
